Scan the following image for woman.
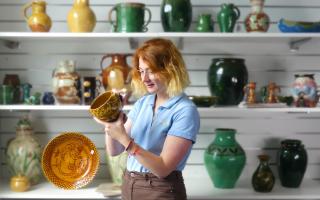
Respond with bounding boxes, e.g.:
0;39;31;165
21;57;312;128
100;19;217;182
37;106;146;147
94;38;200;200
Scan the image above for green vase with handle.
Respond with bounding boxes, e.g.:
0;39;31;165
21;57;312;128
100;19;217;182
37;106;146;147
217;3;240;32
204;128;246;188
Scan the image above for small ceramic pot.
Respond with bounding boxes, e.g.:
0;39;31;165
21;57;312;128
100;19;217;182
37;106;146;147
89;91;123;122
10;175;30;192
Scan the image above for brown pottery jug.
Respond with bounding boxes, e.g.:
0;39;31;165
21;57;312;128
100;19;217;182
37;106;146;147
100;54;132;104
23;0;52;32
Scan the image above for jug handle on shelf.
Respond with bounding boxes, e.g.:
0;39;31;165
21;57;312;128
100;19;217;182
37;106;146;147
23;2;32;21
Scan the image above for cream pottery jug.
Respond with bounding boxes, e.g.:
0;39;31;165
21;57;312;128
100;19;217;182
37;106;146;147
52;60;81;104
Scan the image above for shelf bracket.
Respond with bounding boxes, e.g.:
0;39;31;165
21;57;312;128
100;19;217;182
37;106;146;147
0;39;20;49
289;37;311;52
128;37;184;50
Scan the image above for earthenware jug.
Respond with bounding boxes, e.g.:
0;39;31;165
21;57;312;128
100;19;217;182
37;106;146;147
100;54;132;104
252;154;275;192
204;128;246;188
52;60;81;104
67;0;96;32
208;58;248;105
217;3;240;32
107;152;128;186
109;3;151;32
3;74;21;104
5;117;42;185
292;74;318;107
23;0;52;32
161;0;192;32
245;0;270;32
195;14;214;32
278;139;307;188
243;81;257;104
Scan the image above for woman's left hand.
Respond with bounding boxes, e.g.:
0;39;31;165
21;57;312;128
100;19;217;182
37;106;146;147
93;112;127;142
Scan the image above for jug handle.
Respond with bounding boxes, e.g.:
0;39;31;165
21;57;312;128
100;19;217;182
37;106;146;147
23;2;33;21
142;7;152;32
233;6;241;20
100;54;113;72
108;6;117;32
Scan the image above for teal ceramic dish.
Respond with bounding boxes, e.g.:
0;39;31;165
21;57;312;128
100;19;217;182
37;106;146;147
188;96;217;107
278;18;320;33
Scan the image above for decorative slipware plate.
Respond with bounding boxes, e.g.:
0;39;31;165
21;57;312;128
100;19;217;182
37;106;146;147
42;132;99;189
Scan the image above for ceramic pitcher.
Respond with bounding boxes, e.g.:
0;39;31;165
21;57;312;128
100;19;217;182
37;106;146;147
67;0;96;32
23;0;52;32
217;3;240;32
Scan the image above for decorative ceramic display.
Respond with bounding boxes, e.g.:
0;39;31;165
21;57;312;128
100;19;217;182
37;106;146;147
245;0;270;32
23;0;52;32
42;132;99;189
208;58;248;105
252;154;275;192
52;60;81;104
5;117;42;185
160;0;192;32
3;74;21;104
278;18;320;33
42;91;55;105
100;54;132;104
204;128;246;188
261;82;281;103
195;14;214;32
278;139;307;188
67;0;96;32
217;3;240;32
10;175;30;192
291;74;318;107
243;82;257;104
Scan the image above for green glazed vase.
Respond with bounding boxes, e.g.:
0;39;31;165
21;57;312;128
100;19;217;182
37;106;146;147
217;3;240;32
106;152;128;186
252;154;275;192
160;0;192;32
208;58;248;105
204;128;246;188
278;139;307;188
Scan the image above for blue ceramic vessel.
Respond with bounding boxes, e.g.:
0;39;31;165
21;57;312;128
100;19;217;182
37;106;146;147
278;18;320;33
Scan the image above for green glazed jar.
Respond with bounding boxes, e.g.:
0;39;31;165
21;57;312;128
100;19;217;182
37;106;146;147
208;58;248;105
252;154;275;192
160;0;192;32
204;128;246;188
278;139;307;188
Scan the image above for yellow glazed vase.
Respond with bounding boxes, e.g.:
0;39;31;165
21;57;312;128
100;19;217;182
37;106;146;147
23;0;52;32
67;0;96;32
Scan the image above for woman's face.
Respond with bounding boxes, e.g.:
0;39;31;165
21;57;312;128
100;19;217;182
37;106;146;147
138;57;166;95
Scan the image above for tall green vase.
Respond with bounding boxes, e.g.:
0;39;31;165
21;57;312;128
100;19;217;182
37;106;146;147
204;128;246;188
160;0;192;32
208;58;248;105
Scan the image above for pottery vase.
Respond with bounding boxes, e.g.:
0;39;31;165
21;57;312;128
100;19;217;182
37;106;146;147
292;74;318;107
3;74;21;104
100;54;132;104
204;128;246;188
67;0;96;32
106;152;128;186
217;3;240;32
23;0;52;32
252;154;275;192
42;91;55;105
278;139;307;188
195;14;214;32
52;60;81;104
208;58;248;105
5;117;42;185
160;0;192;32
245;0;270;32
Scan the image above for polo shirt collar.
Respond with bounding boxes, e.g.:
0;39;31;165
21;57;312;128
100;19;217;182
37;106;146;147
147;93;185;109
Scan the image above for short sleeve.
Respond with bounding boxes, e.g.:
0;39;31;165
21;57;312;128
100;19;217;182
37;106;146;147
167;105;200;144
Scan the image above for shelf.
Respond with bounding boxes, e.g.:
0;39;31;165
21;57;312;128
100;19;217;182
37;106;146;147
1;32;320;54
1;105;320;114
1;178;320;200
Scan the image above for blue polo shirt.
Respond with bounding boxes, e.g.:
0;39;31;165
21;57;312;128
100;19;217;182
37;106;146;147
127;93;200;172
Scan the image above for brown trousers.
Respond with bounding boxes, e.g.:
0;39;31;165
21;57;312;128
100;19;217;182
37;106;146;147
121;170;187;200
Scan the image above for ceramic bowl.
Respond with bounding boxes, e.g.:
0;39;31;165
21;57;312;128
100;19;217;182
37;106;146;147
278;18;320;33
89;91;123;122
188;96;217;107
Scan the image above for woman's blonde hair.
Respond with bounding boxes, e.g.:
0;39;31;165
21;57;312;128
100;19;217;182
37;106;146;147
131;38;190;97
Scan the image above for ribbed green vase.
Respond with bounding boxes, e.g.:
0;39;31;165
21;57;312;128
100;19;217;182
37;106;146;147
204;128;246;188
